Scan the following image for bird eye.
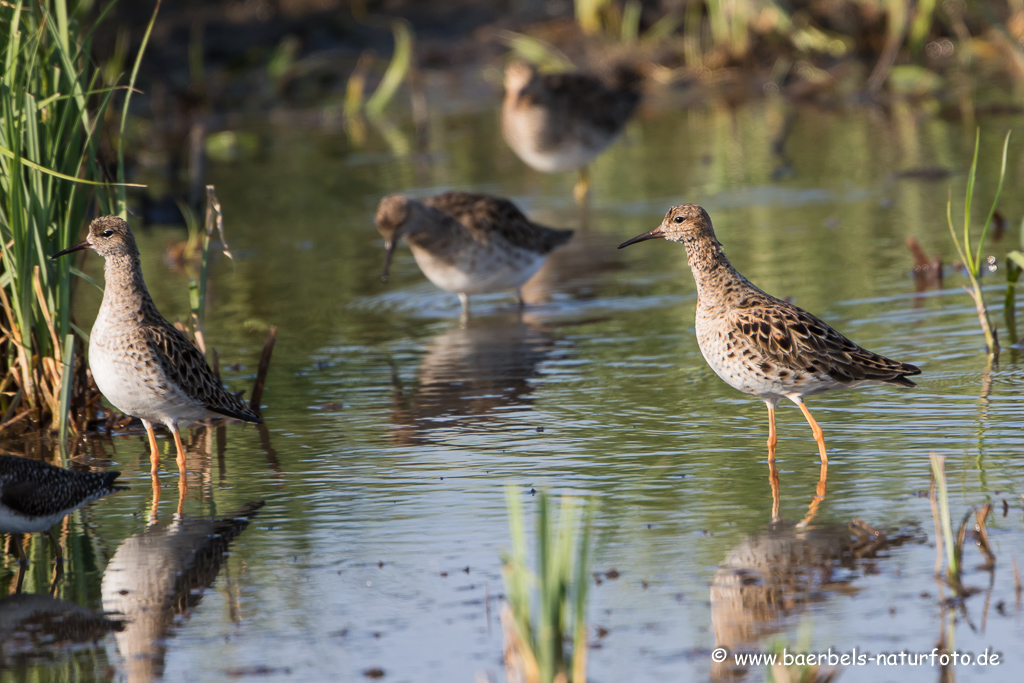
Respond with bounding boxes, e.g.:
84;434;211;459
673;216;684;224
102;229;114;237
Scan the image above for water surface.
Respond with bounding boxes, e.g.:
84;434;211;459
3;97;1024;682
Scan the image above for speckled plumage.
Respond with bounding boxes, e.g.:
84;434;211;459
0;455;126;535
51;216;261;472
376;191;573;313
502;61;640;201
619;204;921;464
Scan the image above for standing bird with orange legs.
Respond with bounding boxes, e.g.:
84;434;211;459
619;205;920;512
502;60;641;204
52;217;262;476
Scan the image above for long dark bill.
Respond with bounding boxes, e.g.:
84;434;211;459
617;226;665;249
50;240;91;259
381;240;398;283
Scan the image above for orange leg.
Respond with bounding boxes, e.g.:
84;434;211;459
172;427;188;471
796;400;829;465
799;461;829;527
172;427;189;500
177;477;187;518
149;471;161;524
143;420;160;474
765;402;778;462
768;458;780;522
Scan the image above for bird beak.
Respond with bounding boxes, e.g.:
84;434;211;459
618;225;665;249
50;240;91;259
381;239;397;283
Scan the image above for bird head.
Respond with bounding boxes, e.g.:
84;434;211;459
618;204;716;249
50;216;139;260
375;194;413;282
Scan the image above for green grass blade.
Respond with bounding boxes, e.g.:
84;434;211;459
974;131;1011;270
929;453;958;583
0;141;144;186
57;332;76;452
498;31;576;73
963;128;979;275
365;20;413;119
621;0;642;45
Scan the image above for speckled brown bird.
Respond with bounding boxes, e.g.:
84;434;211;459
376;191;573;314
51;217;262;473
619;204;921;465
502;60;641;203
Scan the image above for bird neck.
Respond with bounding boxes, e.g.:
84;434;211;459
99;253;160;324
684;236;750;307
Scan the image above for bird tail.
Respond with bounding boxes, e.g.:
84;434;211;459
102;470;130;494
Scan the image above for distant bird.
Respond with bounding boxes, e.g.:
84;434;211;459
619;204;921;465
0;455;126;565
502;60;641;203
51;216;262;473
375;191;573;314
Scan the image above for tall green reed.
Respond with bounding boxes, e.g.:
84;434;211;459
946;130;1010;360
0;0;154;432
502;488;594;683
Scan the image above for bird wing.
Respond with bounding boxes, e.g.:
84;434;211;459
0;470;121;517
530;72;641;135
1;480;59;517
425;192;573;254
142;322;262;423
730;301;920;386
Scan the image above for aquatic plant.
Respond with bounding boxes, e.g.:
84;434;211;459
0;0;155;433
501;488;594;683
499;32;576;74
176;185;235;355
766;619;840;683
343;19;415;122
929;453;995;592
946;130;1010;359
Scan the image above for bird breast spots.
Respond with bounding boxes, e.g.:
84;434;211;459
760;361;773;372
777;369;790;379
741;322;752;335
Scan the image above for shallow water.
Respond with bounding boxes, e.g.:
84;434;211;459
3;96;1024;682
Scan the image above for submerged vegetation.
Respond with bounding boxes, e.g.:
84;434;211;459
0;0;154;434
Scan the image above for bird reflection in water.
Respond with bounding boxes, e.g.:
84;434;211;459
390;313;558;444
101;501;264;682
0;592;124;665
710;519;920;681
